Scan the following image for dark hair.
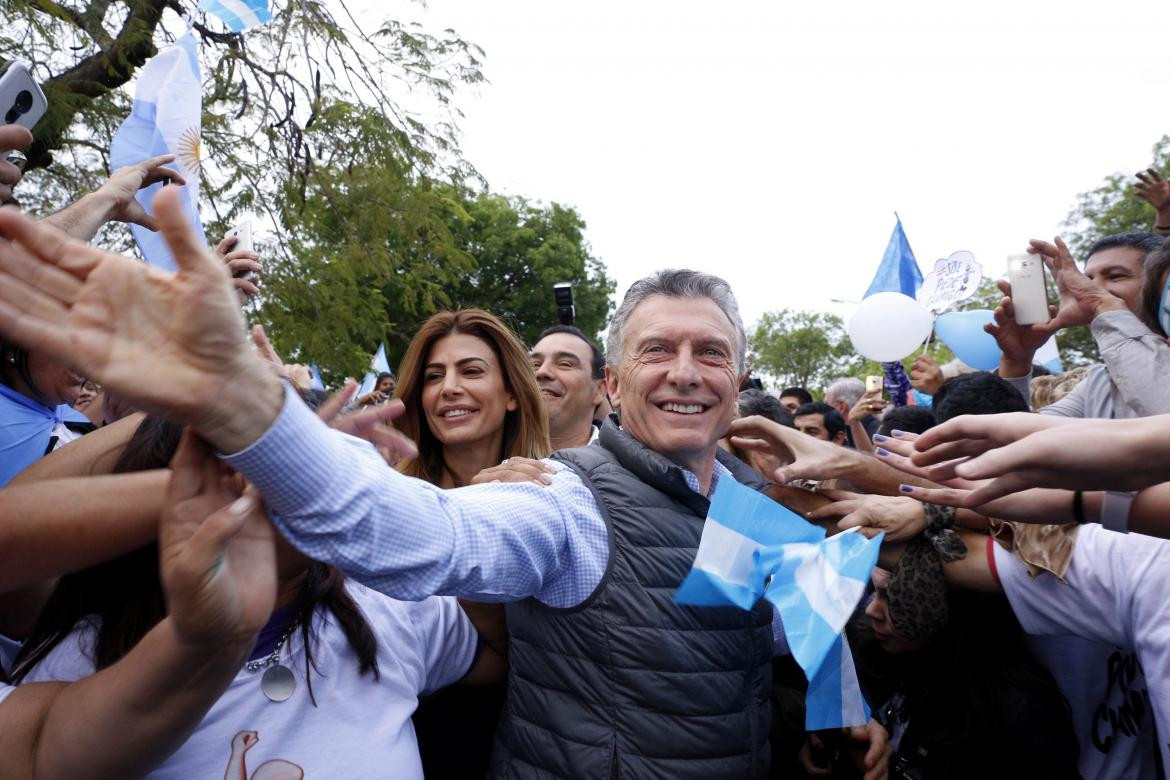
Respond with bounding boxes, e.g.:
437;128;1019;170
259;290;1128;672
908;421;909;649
852;589;1078;776
536;325;605;379
375;371;395;384
877;406;936;437
1085;231;1165;261
1140;238;1170;336
10;417;380;702
793;401;846;440
931;373;1028;423
0;341;48;406
779;387;814;406
738;389;794;427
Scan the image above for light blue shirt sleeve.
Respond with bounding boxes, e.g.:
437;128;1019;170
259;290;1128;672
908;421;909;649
222;387;609;607
224;387;792;653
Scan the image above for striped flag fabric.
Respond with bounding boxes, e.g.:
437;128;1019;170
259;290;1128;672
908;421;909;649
199;0;272;33
356;343;392;397
109;31;206;270
676;477;881;728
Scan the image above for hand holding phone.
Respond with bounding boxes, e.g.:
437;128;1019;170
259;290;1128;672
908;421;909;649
1007;254;1051;326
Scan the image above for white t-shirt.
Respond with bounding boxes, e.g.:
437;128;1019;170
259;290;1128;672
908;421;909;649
23;584;478;779
991;528;1165;778
0;682;12;707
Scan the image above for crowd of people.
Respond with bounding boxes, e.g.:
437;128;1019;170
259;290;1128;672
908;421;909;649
1;119;1170;780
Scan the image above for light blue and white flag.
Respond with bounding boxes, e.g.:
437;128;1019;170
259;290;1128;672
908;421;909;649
199;0;272;33
356;343;392;397
308;361;325;391
109;31;205;271
676;478;881;728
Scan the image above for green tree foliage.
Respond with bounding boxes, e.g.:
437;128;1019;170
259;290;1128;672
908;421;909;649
444;190;615;353
255;110;615;380
749;309;858;394
6;0;617;382
1063;135;1170;259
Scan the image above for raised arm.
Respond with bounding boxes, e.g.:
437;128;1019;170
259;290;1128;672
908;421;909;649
0;430;276;779
39;156;185;242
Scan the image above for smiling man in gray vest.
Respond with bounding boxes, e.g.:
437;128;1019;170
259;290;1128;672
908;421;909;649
0;191;889;779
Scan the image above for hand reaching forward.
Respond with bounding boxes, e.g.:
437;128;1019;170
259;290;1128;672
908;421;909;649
98;154;186;230
160;430;277;649
0;186;282;452
1135;168;1170;212
316;380;418;463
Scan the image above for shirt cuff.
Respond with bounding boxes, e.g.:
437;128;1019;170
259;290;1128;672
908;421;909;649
220;383;370;517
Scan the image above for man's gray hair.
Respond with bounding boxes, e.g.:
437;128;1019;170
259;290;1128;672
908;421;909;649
605;269;747;373
825;377;865;408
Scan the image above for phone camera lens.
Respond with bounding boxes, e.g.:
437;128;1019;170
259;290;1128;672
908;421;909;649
5;90;32;124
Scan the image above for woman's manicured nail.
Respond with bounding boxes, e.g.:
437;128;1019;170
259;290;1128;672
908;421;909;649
891;430;906;437
899;484;915;493
875;447;890;457
872;434;888;443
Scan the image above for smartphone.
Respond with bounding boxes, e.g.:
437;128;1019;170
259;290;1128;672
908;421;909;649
0;62;48;130
866;375;883;394
224;222;257;281
225;221;253;253
1007;254;1050;325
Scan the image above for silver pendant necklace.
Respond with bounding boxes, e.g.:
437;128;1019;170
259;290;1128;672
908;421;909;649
244;620;298;702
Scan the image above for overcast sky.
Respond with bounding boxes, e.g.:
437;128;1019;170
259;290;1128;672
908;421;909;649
409;0;1168;329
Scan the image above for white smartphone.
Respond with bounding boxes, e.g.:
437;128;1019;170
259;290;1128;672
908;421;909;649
1007;254;1050;326
865;375;883;394
0;62;48;130
225;221;253;253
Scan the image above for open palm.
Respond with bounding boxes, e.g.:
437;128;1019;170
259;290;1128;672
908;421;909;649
0;188;258;427
160;430;277;647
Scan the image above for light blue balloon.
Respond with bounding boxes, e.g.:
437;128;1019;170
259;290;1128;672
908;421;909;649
935;309;1002;371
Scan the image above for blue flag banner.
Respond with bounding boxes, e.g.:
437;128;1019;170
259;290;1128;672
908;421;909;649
109;31;206;270
676;478;881;728
357;343;392;397
199;0;272;32
864;219;923;299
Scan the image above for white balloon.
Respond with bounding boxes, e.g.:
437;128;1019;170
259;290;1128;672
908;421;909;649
847;292;934;362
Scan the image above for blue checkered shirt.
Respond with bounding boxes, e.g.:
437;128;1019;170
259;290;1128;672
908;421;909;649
224;387;787;651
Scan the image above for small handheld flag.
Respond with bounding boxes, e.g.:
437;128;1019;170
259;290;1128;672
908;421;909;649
676;478;881;728
864;218;923;299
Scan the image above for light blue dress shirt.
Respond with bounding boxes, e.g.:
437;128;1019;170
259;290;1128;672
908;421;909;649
224;387;787;651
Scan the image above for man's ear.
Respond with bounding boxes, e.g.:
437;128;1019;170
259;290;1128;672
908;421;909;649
605;365;619;410
590;378;606;407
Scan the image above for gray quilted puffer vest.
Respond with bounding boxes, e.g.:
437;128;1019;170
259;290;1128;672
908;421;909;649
490;421;775;779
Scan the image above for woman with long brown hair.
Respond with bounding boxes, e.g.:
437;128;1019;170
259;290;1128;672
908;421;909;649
393;308;550;485
394;308;550;777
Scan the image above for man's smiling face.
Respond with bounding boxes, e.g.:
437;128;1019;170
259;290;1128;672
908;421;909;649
608;294;742;474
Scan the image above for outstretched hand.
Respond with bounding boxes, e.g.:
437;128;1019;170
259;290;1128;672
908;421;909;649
0;186;282;452
728;415;841;485
1135;168;1170;212
99;154;186;231
316;380;418;463
159;430;277;649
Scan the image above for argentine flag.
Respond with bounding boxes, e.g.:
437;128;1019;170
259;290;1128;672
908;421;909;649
357;343;392;397
199;0;272;33
676;478;881;729
109;31;206;271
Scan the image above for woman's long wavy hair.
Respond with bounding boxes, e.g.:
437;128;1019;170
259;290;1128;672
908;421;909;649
393;309;550;484
10;416;380;703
